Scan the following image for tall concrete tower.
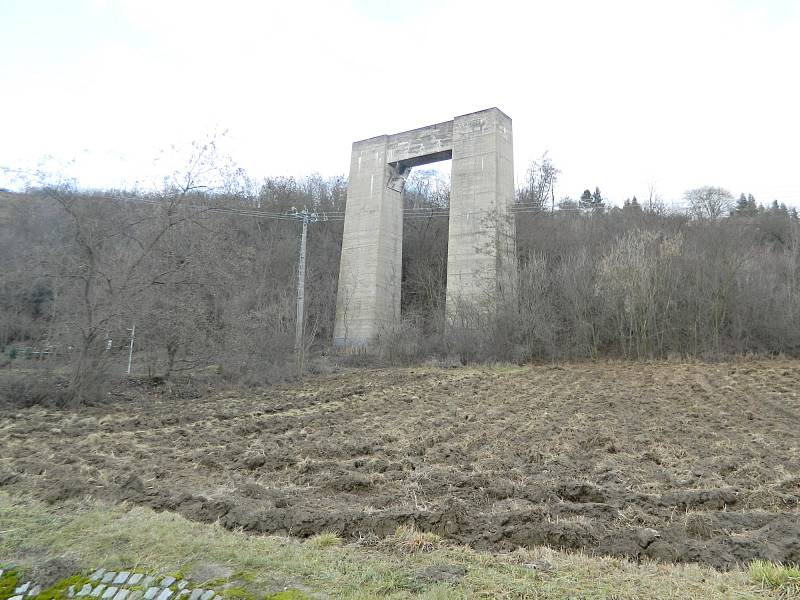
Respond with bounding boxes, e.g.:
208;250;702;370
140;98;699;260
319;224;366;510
333;108;514;348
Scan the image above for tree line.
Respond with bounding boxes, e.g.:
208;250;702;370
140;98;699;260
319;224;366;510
2;149;799;405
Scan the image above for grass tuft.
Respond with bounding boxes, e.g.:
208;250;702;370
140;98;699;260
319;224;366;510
682;511;717;539
749;560;800;593
384;525;441;553
305;532;341;548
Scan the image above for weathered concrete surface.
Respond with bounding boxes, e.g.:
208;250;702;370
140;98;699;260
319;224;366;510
333;108;514;347
447;108;515;311
332;135;402;348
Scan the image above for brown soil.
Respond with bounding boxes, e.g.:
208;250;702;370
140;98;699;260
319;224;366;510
1;360;799;569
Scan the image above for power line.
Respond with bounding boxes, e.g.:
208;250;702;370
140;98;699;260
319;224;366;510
110;190;700;225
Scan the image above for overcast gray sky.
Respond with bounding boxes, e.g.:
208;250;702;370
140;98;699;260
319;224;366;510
1;0;799;207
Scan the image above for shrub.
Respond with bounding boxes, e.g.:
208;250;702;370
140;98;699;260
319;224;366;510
0;372;71;408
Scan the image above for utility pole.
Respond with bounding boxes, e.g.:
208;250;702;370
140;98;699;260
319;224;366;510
126;324;135;375
293;209;320;373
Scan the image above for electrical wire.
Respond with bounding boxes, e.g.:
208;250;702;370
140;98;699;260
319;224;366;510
116;191;694;225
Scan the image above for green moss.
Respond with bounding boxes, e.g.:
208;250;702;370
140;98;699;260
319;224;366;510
0;570;300;600
0;568;20;599
264;591;309;600
219;586;256;600
34;574;92;600
199;577;228;589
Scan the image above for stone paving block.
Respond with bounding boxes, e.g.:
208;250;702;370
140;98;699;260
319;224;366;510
77;584;94;596
141;577;155;589
128;574;143;586
27;585;42;597
0;569;4;578
187;590;202;600
90;569;106;582
212;596;221;600
9;595;23;600
199;591;214;600
176;581;188;591
102;573;116;584
113;573;130;585
156;589;173;600
159;577;176;588
176;591;189;599
14;582;31;594
113;590;129;600
68;585;77;597
102;587;118;599
143;588;159;600
128;592;143;600
91;584;107;597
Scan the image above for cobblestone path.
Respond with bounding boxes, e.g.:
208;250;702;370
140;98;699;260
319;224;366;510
1;568;223;600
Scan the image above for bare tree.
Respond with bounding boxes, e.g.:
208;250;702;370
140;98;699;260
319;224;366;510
517;152;560;212
43;185;206;404
646;181;668;214
684;186;734;219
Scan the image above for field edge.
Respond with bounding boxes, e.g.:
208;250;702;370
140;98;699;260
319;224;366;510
0;491;783;600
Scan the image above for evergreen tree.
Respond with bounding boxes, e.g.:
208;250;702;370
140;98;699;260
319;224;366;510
735;193;748;215
734;193;758;217
623;196;642;212
579;189;593;211
765;200;790;217
579;187;604;213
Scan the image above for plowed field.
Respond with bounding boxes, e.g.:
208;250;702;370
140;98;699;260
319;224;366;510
1;360;798;569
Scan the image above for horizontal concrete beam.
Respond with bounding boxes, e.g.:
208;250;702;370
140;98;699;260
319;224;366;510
385;121;454;164
390;149;453;171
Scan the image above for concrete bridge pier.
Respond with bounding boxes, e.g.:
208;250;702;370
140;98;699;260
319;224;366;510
333;108;514;348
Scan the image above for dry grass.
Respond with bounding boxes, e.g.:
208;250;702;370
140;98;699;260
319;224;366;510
383;525;442;553
305;532;341;548
682;511;718;539
0;491;782;599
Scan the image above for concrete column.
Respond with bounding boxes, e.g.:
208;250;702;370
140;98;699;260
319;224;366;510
446;108;515;314
333;136;403;347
